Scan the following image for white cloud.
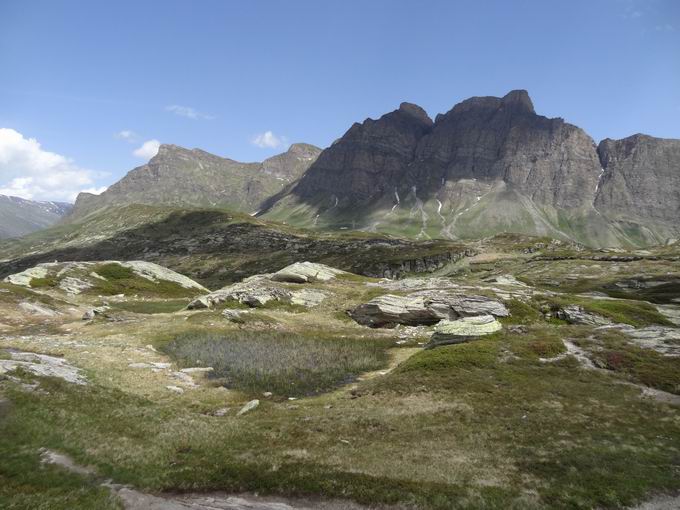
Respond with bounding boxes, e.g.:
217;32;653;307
251;130;288;149
80;186;108;195
133;139;161;160
115;130;138;143
165;105;214;120
0;128;104;202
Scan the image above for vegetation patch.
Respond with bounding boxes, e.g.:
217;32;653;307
160;330;392;396
544;296;673;327
87;263;197;298
109;299;189;314
29;276;59;288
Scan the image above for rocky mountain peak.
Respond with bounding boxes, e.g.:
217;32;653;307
398;102;433;126
501;89;535;114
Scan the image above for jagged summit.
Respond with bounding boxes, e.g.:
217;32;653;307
398;102;433;125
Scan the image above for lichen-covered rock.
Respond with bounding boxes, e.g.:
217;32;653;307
270;261;346;283
429;315;502;347
350;291;509;328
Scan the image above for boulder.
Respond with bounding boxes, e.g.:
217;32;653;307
428;315;502;347
82;306;110;321
270;261;346;283
350;290;509;328
237;399;260;416
553;305;611;326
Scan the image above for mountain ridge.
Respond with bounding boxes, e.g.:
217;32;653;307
0;195;72;239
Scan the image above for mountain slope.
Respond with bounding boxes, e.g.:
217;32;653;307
261;90;679;247
68;143;321;221
0;195;72;239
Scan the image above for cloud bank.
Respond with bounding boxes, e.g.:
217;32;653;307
0;128;104;202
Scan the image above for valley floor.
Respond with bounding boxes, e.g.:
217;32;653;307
1;242;680;510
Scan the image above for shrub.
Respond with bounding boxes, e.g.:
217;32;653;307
160;330;391;396
95;263;135;280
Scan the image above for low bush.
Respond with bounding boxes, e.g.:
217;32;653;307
160;330;391;396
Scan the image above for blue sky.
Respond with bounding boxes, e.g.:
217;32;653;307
0;0;678;201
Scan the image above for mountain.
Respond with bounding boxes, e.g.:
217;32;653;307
261;90;679;248
68;142;322;221
0;195;72;239
595;134;680;244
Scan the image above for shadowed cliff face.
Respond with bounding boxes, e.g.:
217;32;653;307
596;134;680;228
261;90;679;247
292;103;434;203
275;90;601;210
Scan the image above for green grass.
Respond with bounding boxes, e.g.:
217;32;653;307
29;276;59;288
159;330;392;396
544;296;673;327
86;263;198;298
574;329;680;395
109;299;189;314
95;263;135;280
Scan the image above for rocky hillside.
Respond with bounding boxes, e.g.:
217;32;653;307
0;195;72;239
68;143;321;221
0;204;478;289
261;90;679;247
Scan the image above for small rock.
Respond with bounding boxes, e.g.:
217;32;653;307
213;407;230;417
82;306;109;321
180;367;214;374
166;385;184;394
263;391;273;398
237;399;260;416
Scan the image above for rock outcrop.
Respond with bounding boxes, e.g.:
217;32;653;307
349;290;509;328
270;261;346;283
188;272;329;310
4;261;207;295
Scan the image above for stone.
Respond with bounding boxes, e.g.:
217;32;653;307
552;305;611;326
82;306;110;320
222;309;245;321
180;367;214;374
237;399;260;416
289;289;327;307
189;273;328;310
428;315;502;347
270;261;346;283
350;290;509;328
166;385;184;394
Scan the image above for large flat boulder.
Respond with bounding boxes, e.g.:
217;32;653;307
349;290;509;328
270;261;347;283
429;315;502;347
